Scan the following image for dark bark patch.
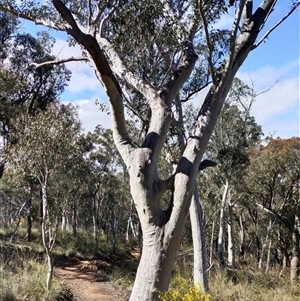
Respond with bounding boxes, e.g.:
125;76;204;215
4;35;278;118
0;162;4;178
176;157;193;175
142;132;160;151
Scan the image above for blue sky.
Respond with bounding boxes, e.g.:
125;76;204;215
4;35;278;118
19;1;299;137
238;2;299;138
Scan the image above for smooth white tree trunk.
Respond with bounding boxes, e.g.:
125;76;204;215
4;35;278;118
190;188;209;293
258;219;272;270
61;211;67;232
265;239;272;274
238;213;245;260
41;182;54;290
129;227;178;301
218;180;229;269
291;215;299;281
209;219;215;277
227;201;235;267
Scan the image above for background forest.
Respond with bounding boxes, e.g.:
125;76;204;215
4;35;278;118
0;2;299;301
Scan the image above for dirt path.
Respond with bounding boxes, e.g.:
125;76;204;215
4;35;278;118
55;260;125;301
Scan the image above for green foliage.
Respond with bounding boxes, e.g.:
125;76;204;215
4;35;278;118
7;103;81;183
159;276;211;301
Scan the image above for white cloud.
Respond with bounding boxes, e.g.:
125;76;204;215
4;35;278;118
52;39;102;94
191;60;299;138
63;99;111;132
237;60;299;137
214;8;235;30
53;40;111;133
250;76;299;124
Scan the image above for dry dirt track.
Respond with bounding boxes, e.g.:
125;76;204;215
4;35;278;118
55;260;125;301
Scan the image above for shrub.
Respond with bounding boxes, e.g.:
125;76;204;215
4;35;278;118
159;276;211;301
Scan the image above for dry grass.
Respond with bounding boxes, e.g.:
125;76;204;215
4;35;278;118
209;269;300;301
0;242;62;301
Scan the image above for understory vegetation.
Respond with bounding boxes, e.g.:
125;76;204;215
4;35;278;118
0;240;61;301
1;226;300;301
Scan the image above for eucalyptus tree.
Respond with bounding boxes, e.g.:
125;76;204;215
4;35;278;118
195;78;262;276
1;1;298;299
6;103;82;290
0;11;70;179
209;79;262;269
246;137;300;281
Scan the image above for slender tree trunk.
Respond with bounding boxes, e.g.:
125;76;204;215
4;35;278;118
10;201;27;243
61;207;68;232
126;216;139;241
238;213;245;260
72;198;77;237
126;201;139;241
209;219;215;277
26;184;33;242
291;217;299;281
265;239;272;274
258;219;272;270
279;250;287;277
111;209;116;254
46;253;54;290
218;180;229;269
227;201;235;267
92;196;97;237
189;188;209;293
41;182;54;290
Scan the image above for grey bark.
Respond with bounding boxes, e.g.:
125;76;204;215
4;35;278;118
72;197;77;237
258;219;272;270
279;251;287;278
26;196;32;242
190;188;209;293
209;219;215;277
265;239;272;274
291;216;299;281
126;201;139;241
61;212;67;232
41;180;54;290
227;201;235;267
218;180;229;269
238;213;245;259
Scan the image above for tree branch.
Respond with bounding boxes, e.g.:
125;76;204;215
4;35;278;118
32;56;89;68
256;202;293;232
97;38;159;101
88;0;93;27
51;0;134;164
0;2;65;31
52;0;83;32
216;0;246;95
253;2;300;49
198;0;217;85
188;1;201;39
181;81;212;103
